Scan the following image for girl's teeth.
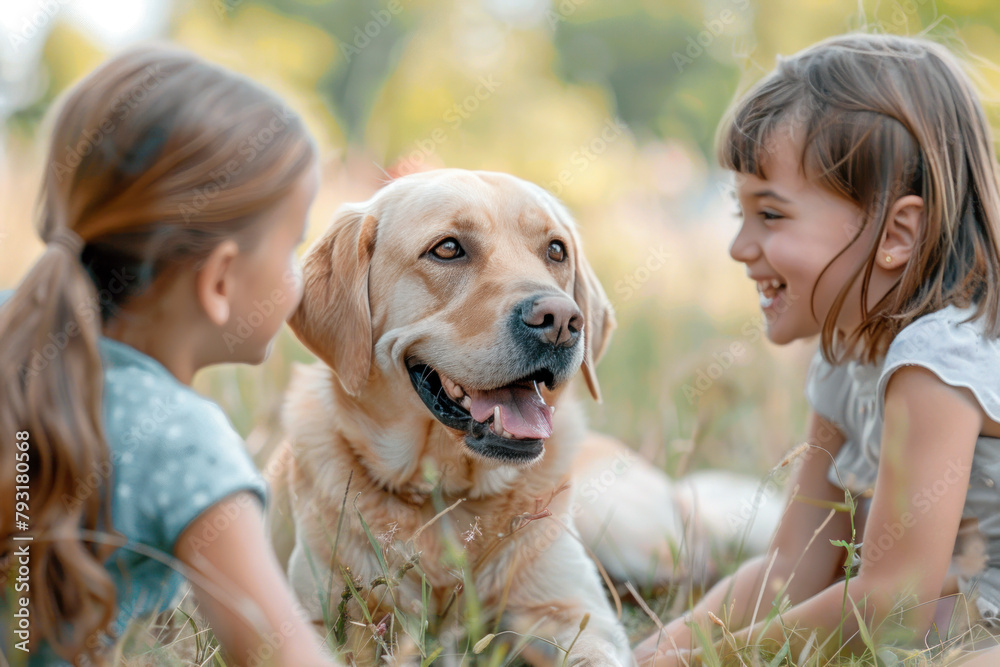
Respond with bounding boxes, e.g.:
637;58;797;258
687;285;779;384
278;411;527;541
756;278;784;292
756;278;786;308
756;278;785;297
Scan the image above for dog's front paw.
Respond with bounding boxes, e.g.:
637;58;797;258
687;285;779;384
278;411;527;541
565;652;625;666
565;636;632;667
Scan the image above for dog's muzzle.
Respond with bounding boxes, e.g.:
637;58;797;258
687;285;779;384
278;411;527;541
406;293;584;464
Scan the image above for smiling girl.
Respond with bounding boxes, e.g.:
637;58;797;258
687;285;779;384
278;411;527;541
636;33;1000;664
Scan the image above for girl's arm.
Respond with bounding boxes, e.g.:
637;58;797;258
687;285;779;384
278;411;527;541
729;366;982;657
174;492;341;666
636;411;853;660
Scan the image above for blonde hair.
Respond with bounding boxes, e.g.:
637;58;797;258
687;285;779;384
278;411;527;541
0;45;315;664
718;33;1000;362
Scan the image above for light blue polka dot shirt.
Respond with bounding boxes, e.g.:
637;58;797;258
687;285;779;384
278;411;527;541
0;290;269;666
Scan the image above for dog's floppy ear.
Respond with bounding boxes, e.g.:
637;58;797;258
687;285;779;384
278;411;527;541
289;206;378;396
572;238;616;403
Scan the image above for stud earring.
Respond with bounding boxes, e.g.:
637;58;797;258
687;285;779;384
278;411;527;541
885;254;892;264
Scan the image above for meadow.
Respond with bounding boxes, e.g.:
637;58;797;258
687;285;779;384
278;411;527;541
5;0;1000;663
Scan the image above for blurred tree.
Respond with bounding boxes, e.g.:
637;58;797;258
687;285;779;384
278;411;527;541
552;1;746;154
233;0;426;145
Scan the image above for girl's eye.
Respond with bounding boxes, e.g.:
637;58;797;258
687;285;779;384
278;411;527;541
430;238;465;260
761;209;784;221
547;240;567;262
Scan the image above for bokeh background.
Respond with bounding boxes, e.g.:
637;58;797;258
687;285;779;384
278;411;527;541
2;0;999;481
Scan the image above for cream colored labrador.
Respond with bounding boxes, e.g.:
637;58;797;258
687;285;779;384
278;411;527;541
267;169;782;665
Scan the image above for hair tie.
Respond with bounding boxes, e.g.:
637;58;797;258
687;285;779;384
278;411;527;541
47;228;86;257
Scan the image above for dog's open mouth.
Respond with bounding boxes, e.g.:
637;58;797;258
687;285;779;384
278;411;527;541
406;361;556;463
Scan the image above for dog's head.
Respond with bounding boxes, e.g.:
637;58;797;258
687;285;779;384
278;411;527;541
289;169;614;465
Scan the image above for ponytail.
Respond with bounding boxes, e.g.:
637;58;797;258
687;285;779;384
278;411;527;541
1;227;118;664
0;43;316;664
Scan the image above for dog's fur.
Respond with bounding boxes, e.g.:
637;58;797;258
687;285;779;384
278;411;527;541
272;169;632;665
268;168;786;665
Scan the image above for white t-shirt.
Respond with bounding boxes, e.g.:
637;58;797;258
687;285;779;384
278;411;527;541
805;303;1000;622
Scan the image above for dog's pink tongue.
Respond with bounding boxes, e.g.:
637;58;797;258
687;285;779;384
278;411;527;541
468;384;553;439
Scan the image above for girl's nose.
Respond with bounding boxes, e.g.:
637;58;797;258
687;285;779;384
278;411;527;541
729;220;760;264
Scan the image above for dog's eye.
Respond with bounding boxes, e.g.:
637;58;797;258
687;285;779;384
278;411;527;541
431;238;465;260
547;240;566;262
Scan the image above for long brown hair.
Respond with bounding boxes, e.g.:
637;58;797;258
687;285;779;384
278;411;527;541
717;33;1000;362
0;45;316;664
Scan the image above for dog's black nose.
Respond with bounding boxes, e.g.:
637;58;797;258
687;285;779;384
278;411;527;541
518;294;583;348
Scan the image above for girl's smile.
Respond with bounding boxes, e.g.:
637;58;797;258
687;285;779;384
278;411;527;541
729;130;897;348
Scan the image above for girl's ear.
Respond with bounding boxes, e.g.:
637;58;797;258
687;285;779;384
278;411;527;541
196;239;241;326
878;194;923;268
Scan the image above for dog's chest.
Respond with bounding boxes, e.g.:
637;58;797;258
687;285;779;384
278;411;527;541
350;490;567;606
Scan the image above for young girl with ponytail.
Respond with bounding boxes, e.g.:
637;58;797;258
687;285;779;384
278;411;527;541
0;45;341;666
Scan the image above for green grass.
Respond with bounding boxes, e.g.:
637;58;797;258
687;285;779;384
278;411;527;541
97;296;998;665
108;425;999;666
2;279;993;665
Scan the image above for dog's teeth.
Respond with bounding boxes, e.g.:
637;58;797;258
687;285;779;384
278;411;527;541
461;396;472;410
533;380;548;406
441;374;465;401
491;406;515;439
